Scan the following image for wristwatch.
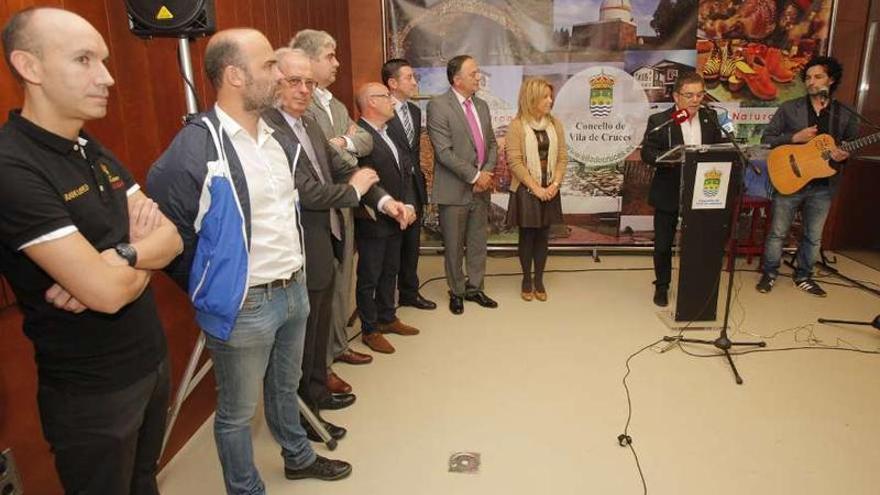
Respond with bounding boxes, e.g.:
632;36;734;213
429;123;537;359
114;243;138;267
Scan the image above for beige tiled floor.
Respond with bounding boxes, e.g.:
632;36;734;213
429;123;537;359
158;253;880;495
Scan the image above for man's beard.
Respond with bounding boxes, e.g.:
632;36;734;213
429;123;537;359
806;85;828;96
242;75;276;112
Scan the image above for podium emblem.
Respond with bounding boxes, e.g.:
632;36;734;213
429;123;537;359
702;168;723;197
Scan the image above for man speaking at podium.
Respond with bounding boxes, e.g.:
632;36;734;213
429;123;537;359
640;72;725;307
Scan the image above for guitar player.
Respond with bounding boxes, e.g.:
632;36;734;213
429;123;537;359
758;56;860;297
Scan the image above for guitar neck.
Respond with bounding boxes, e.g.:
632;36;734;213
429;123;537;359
841;131;880;153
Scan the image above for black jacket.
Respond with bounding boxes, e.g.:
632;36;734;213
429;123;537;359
386;100;428;207
263;108;387;290
355;118;416;238
640;106;726;212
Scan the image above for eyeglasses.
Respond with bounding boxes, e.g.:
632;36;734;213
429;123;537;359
678;91;706;100
283;76;316;90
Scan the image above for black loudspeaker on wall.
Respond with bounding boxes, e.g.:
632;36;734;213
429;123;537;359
0;448;24;495
124;0;216;38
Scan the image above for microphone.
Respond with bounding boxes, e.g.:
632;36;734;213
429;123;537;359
701;103;761;176
718;112;736;135
647;108;689;134
701;103;736;136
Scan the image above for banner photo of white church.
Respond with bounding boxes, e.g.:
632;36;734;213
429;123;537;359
384;0;836;247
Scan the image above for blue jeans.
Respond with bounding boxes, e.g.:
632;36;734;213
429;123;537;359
762;183;833;281
205;277;315;495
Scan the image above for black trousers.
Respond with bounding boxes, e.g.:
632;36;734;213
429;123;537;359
37;357;170;495
653;208;678;291
300;285;333;408
356;233;403;334
397;206;423;301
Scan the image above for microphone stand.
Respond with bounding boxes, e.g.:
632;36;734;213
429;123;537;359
663;109;766;385
818;90;880;131
817;314;880;330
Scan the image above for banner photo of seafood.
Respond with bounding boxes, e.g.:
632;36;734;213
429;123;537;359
384;0;832;246
697;0;835;141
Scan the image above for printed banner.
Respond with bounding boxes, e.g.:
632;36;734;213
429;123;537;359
384;0;834;246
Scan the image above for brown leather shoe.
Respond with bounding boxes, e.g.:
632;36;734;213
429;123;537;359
534;291;547;302
362;332;395;354
327;371;352;394
521;291;533;301
377;318;420;336
334;349;373;365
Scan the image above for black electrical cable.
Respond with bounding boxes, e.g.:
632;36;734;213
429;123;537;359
176;44;201;114
617;338;662;495
342;257;878;495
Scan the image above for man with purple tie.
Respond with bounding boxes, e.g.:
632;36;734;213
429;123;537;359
426;55;498;315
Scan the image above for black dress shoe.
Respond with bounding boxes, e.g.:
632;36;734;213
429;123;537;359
317;393;356;410
653;288;668;307
399;293;437;310
464;290;498;308
285;455;352;481
449;294;464;315
302;417;346;442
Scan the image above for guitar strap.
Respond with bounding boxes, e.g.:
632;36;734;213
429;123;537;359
830;100;841;143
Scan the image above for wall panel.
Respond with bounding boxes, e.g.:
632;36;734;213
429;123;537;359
826;0;874;249
348;0;382;97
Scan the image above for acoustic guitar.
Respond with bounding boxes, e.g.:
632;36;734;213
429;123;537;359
767;131;880;194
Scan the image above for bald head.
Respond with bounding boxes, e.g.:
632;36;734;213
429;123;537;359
276;47;311;76
205;28;266;89
1;7;114;135
357;82;395;125
205;28;280;113
357;83;387;111
3;7;103;83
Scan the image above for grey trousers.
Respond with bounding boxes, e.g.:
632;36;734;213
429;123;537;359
328;207;356;362
438;196;489;296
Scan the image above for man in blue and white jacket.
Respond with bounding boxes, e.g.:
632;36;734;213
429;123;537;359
147;29;351;494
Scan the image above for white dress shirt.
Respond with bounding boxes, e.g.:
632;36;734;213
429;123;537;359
679;108;703;146
215;105;303;286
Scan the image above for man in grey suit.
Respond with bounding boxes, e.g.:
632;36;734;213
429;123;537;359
290;30;374;380
427;55;499;314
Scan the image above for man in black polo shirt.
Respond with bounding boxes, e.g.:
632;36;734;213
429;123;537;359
0;7;182;494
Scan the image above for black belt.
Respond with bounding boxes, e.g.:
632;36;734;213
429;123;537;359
254;268;304;291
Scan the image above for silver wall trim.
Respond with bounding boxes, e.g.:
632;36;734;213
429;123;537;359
380;0;388;62
828;0;840;54
857;21;878;114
